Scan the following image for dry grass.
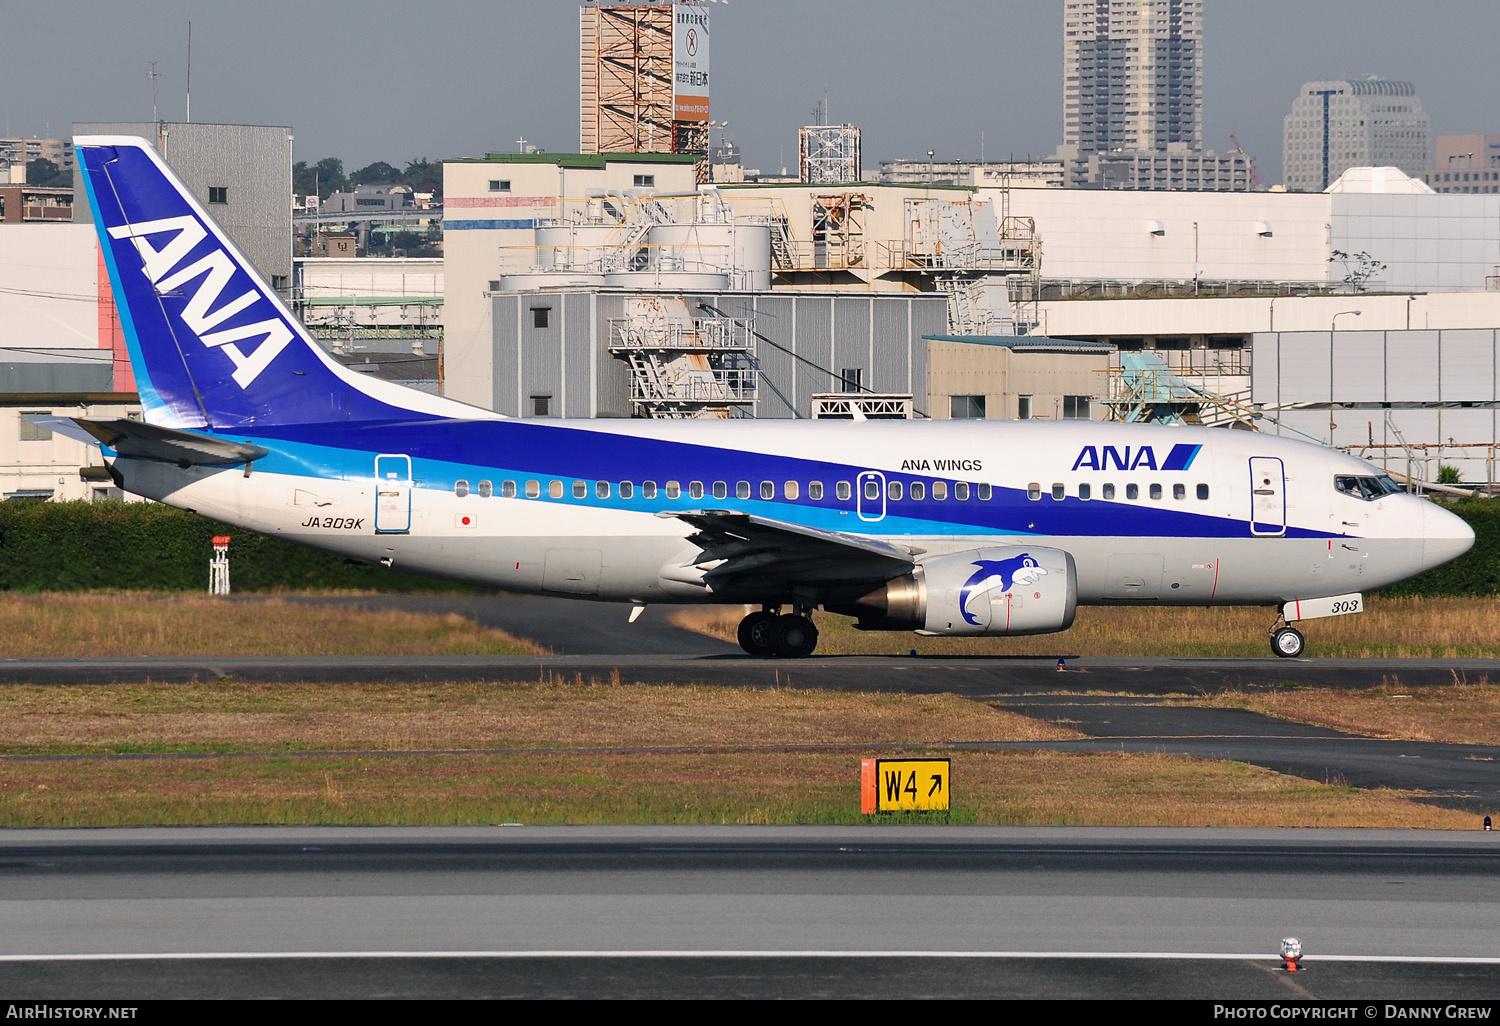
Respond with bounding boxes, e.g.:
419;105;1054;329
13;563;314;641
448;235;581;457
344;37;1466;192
0;680;1077;754
0;681;1472;828
0;594;540;657
0;748;1470;828
673;595;1500;659
1190;679;1500;746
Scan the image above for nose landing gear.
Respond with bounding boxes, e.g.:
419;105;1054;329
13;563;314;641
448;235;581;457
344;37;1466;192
1270;614;1306;658
737;606;819;658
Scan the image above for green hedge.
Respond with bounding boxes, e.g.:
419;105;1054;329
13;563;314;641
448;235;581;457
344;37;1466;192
0;501;480;593
1;497;1495;596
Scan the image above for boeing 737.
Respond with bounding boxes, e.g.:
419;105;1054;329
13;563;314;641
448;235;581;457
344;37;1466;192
59;136;1474;658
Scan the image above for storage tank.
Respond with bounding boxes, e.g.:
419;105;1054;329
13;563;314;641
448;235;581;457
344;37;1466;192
602;269;731;291
647;222;772;290
498;271;606;291
534;224;631;271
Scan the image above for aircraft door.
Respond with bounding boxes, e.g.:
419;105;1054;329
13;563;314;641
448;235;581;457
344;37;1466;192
374;453;413;534
1249;456;1286;537
856;471;886;522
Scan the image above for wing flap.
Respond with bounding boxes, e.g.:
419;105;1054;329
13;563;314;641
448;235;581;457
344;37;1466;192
656;508;915;588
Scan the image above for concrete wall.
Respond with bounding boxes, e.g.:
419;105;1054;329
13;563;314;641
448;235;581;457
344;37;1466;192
926;340;1110;421
0;400;141;502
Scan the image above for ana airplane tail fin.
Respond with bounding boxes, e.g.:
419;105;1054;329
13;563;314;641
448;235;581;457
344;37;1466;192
75;136;485;430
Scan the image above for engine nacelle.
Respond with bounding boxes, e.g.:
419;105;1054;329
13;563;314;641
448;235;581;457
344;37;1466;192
849;545;1077;636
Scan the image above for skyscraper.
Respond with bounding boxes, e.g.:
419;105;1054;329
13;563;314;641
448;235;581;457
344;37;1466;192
1062;0;1203;156
1282;79;1430;192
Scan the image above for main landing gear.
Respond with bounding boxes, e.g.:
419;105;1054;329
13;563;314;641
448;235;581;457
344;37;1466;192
737;606;819;658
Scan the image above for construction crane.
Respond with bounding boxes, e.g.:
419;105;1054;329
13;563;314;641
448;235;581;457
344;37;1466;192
1229;134;1263;190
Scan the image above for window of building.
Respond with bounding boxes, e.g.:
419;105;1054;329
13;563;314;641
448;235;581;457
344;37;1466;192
531;307;551;329
488;280;500;292
488;180;511;193
18;413;51;442
840;368;864;393
208;186;228;204
950;395;986;420
530;395;552;417
1017;395;1032;420
634;174;655;188
1062;395;1091;420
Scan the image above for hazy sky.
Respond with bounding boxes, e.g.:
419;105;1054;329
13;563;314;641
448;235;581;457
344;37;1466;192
2;1;1495;184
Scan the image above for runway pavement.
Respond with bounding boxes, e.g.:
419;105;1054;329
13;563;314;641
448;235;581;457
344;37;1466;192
1;826;1498;999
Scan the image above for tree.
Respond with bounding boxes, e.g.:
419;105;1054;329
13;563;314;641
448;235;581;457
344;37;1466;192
351;161;401;185
25;157;69;188
403;158;443;199
312;157;348;199
1329;249;1386;292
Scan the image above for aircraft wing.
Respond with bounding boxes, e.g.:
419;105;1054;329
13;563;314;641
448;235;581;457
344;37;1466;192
33;416;269;466
657;509;917;588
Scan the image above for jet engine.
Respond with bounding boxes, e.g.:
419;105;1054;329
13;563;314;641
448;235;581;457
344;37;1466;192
845;545;1077;636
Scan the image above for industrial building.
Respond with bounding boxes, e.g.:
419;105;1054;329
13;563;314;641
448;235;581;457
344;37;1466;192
1425;134;1500;194
1282;79;1431;193
71;121;294;295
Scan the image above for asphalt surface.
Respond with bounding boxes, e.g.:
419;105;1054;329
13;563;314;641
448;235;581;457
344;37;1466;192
2;826;1499;999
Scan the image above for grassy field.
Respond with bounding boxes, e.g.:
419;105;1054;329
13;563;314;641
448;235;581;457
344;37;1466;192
0;681;1473;829
0;594;541;658
673;595;1500;659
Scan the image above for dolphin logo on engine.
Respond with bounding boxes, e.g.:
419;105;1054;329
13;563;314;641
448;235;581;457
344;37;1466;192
959;554;1048;626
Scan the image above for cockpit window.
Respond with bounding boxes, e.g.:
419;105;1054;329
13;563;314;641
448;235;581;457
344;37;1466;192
1335;474;1399;501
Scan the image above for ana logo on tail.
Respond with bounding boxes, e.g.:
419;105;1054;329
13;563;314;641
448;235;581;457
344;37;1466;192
959;554;1047;626
107;215;293;388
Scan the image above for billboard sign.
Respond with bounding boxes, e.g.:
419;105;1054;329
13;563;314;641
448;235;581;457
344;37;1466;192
673;3;710;122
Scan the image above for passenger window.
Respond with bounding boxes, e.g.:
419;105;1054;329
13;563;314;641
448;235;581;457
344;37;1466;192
501;480;516;498
712;481;727;500
1028;482;1041;500
525;480;540;499
597;481;611;499
837;481;851;501
1150;483;1163;500
1197;483;1209;500
865;479;880;500
549;480;563;499
761;481;774;500
784;481;799;500
689;481;704;499
737;481;750;499
1102;483;1115;500
643;481;658;499
1051;483;1065;500
1078;483;1091;500
888;481;903;501
932;481;947;501
809;482;824;500
909;482;924;501
619;481;633;499
954;482;970;501
1126;483;1139;500
1173;483;1185;500
666;481;680;498
573;481;587;499
978;483;991;500
477;480;493;498
455;479;469;498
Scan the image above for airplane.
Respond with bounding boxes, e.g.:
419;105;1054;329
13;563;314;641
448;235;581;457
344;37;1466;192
58;135;1474;659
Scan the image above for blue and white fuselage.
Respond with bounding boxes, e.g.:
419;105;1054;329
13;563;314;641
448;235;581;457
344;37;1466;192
70;136;1474;658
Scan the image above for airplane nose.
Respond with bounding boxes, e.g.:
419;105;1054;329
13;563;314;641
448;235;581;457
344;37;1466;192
1421;500;1475;572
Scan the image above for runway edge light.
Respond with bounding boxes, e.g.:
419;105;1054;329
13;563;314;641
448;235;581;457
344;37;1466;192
1280;936;1303;972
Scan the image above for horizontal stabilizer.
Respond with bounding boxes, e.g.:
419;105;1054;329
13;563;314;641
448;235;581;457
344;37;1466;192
40;416;268;466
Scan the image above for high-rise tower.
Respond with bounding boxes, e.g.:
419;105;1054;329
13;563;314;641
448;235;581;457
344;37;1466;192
1063;0;1203;156
1282;78;1430;192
